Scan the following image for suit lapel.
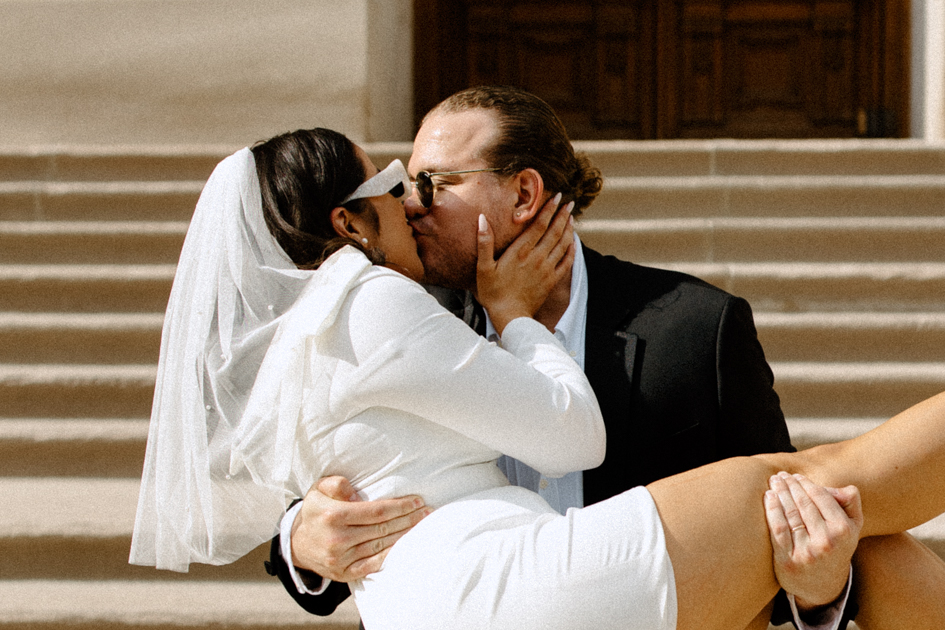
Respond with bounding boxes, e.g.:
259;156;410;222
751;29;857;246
583;246;642;395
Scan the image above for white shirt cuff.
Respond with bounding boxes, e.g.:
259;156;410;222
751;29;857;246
280;501;331;596
788;566;853;630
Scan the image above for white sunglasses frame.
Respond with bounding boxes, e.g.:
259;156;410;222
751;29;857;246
341;159;412;204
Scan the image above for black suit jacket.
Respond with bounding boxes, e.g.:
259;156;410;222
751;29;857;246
579;246;792;502
269;246;852;626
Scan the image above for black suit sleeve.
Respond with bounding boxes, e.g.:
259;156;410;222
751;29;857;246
715;296;793;458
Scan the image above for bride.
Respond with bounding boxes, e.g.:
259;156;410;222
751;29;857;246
131;128;945;630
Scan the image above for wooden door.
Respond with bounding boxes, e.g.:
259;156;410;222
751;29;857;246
413;0;909;139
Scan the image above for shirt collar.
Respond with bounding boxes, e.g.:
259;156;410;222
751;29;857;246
484;233;588;353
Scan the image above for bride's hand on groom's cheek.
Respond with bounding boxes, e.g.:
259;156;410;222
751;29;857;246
290;475;432;582
476;193;574;334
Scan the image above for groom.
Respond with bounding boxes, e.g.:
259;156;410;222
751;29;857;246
267;86;856;627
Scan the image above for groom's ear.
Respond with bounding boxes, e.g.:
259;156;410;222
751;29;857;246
510;168;545;226
330;206;368;241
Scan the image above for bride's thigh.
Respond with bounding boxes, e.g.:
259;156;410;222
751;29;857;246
851;533;945;629
745;601;775;630
646;456;782;630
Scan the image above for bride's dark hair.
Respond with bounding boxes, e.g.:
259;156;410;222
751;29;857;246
252;128;385;269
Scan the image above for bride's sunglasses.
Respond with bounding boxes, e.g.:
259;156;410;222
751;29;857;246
413;168;501;208
341;159;412;204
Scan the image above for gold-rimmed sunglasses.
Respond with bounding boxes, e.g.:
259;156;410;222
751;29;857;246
413;168;501;208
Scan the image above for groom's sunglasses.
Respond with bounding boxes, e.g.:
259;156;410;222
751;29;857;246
413;168;501;208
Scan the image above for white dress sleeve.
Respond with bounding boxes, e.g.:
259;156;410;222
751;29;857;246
336;271;606;478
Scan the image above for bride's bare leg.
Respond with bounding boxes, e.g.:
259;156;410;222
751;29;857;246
761;391;945;537
648;456;784;630
743;601;775;630
647;391;945;630
851;533;945;630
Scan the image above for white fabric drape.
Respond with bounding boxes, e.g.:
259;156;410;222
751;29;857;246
130;148;329;571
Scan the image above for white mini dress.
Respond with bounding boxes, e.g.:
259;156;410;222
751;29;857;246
259;249;677;630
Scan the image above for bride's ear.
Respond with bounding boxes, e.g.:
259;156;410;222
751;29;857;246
330;206;370;242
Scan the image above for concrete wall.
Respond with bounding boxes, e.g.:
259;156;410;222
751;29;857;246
0;0;413;146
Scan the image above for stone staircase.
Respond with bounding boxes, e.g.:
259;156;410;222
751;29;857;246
2;140;944;629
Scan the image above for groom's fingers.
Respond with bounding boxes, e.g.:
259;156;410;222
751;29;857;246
292;478;430;581
764;486;794;558
343;510;430;578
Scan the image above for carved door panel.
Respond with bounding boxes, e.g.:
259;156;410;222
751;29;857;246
414;0;907;139
415;0;659;139
668;0;906;138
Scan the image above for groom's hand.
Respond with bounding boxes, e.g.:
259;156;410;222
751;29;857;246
765;472;863;611
290;476;431;582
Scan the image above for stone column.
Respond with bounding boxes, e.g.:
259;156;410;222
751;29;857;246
365;0;414;141
912;0;945;140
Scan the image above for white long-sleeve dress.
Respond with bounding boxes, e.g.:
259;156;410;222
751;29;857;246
244;248;676;630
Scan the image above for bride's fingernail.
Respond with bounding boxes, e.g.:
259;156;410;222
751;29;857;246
478;214;487;233
553;192;562;205
566;201;575;214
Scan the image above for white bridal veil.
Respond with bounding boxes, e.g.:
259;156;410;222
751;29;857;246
129;148;369;571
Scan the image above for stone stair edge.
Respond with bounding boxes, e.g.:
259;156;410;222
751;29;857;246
3;140;945;183
0;418;149;441
2;138;943;157
0;579;360;627
579;216;945;229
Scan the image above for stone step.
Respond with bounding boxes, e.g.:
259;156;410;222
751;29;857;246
3;310;944;366
0;583;868;630
0;358;942;443
4;262;945;314
653;262;945;312
754;312;945;363
2;217;941;266
0;181;202;221
0;144;414;183
589;174;945;220
785;418;885;451
0;313;163;364
5;141;945;182
0;416;899;479
0;419;147;477
0;221;187;264
0;580;359;630
0;147;229;183
3;177;944;224
577;216;945;263
0;265;174;312
0;365;155;418
572;139;945;177
773;362;945;418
